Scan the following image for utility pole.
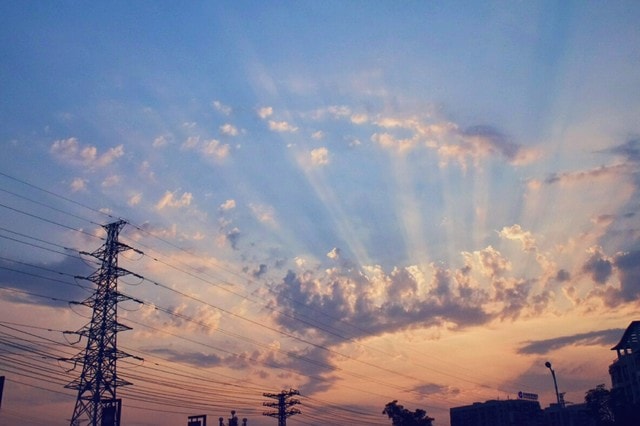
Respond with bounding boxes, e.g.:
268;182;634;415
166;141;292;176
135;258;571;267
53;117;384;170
63;220;142;426
263;389;301;426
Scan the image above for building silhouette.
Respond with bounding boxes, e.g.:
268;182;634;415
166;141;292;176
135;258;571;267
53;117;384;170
450;398;544;426
609;320;640;405
609;320;640;424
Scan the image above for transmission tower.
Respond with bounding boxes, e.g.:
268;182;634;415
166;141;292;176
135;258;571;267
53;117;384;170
63;220;142;426
262;389;301;426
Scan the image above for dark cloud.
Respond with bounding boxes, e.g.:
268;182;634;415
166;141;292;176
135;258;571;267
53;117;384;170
614;250;640;302
252;263;268;278
556;269;570;282
0;256;93;307
518;328;624;355
604;138;640;163
461;125;525;162
582;251;613;284
145;347;223;367
273;266;494;347
226;228;241;250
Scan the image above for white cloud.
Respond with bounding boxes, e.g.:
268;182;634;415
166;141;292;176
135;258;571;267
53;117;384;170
257;106;273;119
311;130;325;140
219;199;236;211
153;135;169;148
268;120;298;133
70;177;87;192
220;123;239;136
212;100;232;115
310;147;330;166
499;224;537;252
101;175;121;188
50;137;124;168
156;191;193;210
351;113;368;124
249;203;277;226
201;139;230;160
128;193;142;206
327;247;341;260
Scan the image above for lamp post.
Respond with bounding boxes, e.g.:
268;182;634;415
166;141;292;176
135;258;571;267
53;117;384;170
545;361;563;407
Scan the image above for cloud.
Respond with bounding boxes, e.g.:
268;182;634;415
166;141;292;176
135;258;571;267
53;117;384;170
182;136;230;160
201;139;230;160
613;250;640;302
582;246;613;284
155;191;193;210
545;163;630;185
153;135;170;148
0;256;93;307
219;199;236;211
257;106;273;119
220;123;239;136
350;113;368;124
50;137;124;168
249;203;278;227
70;177;87;192
268;120;298;133
212;100;232;115
310;147;330;166
311;130;325;140
459;125;539;165
128;193;142;206
518;328;624;355
603;138;640;163
499;224;537;252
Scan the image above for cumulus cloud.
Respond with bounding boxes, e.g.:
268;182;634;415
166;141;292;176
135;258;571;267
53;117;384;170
613;250;640;302
220;123;239;136
582;246;613;284
155;191;193;210
70;177;87;192
182;136;230;160
153;135;170;148
268;120;298;133
310;147;330;166
128;192;142;206
499;224;537;252
219;199;236;211
250;203;277;226
212;100;232;115
257;106;273;119
50;137;124;168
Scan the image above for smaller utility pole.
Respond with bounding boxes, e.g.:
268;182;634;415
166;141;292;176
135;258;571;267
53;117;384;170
263;389;301;426
545;361;564;408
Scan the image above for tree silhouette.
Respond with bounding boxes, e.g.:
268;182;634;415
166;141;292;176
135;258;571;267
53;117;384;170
585;384;615;426
382;400;434;426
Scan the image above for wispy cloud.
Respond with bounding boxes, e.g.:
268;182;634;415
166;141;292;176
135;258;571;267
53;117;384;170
518;328;624;355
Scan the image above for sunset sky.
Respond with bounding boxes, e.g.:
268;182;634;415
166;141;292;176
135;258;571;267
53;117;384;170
1;2;640;425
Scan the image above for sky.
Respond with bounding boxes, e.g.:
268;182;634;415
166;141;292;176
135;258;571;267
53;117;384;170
1;1;640;425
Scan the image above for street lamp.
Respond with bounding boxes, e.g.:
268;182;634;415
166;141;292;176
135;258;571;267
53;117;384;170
545;361;563;407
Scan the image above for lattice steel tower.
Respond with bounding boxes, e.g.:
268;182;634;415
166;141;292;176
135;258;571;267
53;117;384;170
65;220;140;426
263;389;301;426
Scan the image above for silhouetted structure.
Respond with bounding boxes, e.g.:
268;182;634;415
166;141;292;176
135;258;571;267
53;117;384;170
450;399;544;426
263;389;301;426
0;375;4;409
609;320;640;424
218;411;247;426
543;402;595;426
188;414;207;426
63;220;142;426
545;361;564;408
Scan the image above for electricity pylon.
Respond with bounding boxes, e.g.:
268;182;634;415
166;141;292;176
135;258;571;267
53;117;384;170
64;220;141;426
263;389;301;426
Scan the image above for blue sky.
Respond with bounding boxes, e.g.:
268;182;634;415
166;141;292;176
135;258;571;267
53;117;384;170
1;2;640;425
